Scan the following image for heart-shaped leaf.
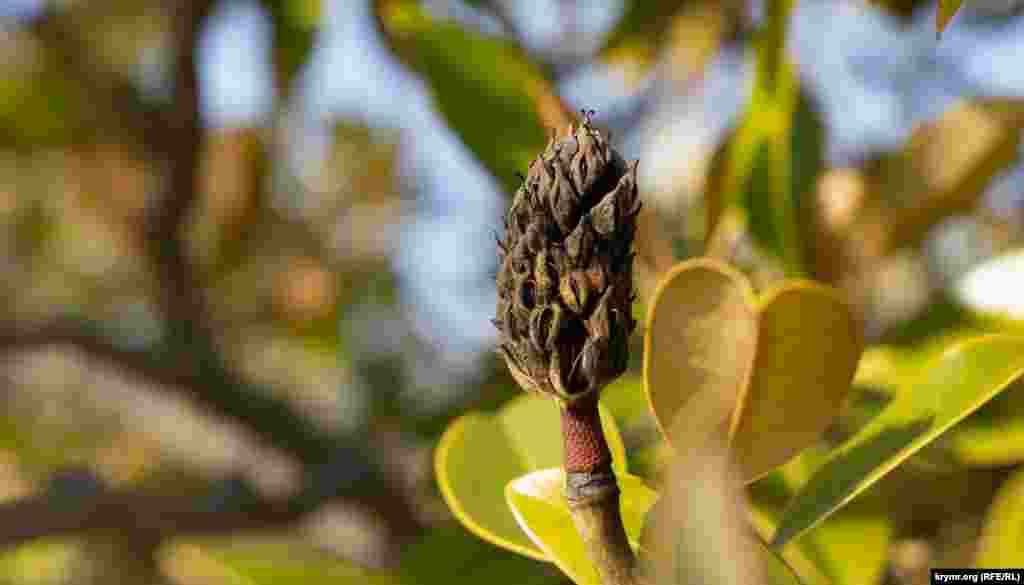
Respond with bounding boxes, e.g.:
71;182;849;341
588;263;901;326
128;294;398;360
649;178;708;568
644;258;758;449
975;466;1024;566
435;395;627;560
645;260;860;482
506;468;656;585
731;281;862;481
772;335;1024;547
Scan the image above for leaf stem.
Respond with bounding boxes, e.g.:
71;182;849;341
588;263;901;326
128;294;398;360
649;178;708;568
562;397;640;585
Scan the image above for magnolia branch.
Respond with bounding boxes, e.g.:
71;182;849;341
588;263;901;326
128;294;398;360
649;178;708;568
0;480;301;548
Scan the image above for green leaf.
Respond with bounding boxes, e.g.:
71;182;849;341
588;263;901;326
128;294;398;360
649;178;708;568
707;0;824;277
761;541;807;585
731;281;862;481
751;448;891;585
946;395;1024;466
162;539;400;584
505;468;657;585
375;0;551;193
600;0;687;64
772;335;1024;547
974;467;1024;566
435;395;627;560
937;0;965;33
165;526;568;585
644;258;758;450
261;0;320;94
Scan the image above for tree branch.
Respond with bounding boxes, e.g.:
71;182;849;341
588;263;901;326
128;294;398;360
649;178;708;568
0;319;421;542
0;465;375;551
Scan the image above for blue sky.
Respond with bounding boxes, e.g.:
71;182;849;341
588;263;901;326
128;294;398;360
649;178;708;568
8;0;1024;373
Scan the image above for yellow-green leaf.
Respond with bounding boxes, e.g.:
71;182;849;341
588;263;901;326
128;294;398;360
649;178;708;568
644;258;758;448
707;0;824;278
772;335;1024;547
165;525;567;585
731;281;862;481
161;539;400;585
947;403;1024;466
435;395;627;560
261;0;320;94
974;467;1024;566
751;448;891;585
505;468;656;585
937;0;965;33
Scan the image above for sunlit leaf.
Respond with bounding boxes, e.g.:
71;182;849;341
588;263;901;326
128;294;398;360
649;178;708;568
974;467;1024;566
751;448;891;585
435;395;627;560
643;259;758;448
0;539;81;584
772;335;1024;546
161;539;398;584
731;281;862;481
506;468;656;585
0;53;86;146
705;62;825;277
601;0;687;63
645;260;860;482
261;0;320;94
165;527;568;585
375;0;559;194
937;0;965;33
704;0;824;276
946;399;1024;466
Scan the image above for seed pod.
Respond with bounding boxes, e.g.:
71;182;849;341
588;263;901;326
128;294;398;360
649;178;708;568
494;111;640;405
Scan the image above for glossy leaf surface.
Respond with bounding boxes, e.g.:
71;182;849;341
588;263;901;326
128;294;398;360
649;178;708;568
435;395;626;560
773;335;1024;546
974;467;1024;566
732;281;861;481
506;468;656;585
645;260;860;482
644;258;757;448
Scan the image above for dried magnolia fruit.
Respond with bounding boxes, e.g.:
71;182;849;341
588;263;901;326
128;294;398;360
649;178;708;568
494;111;640;474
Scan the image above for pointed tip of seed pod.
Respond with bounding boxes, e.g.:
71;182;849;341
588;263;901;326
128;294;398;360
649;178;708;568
545;128;557;151
580;108;596;127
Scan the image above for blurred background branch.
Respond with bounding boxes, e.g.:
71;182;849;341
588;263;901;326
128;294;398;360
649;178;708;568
2;0;1024;583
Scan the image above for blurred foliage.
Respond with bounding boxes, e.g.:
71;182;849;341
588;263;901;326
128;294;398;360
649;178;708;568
375;0;555;194
260;0;320;94
2;0;1024;584
435;395;627;560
